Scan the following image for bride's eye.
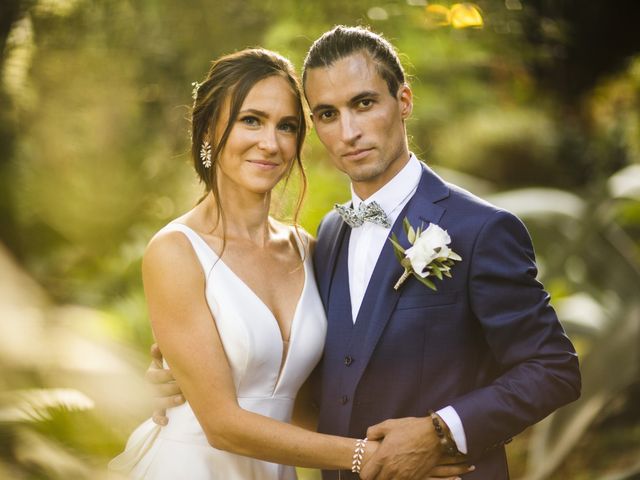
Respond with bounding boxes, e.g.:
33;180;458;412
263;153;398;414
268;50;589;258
278;122;299;133
240;116;260;127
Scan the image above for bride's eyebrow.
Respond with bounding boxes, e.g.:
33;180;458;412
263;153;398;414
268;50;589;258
238;109;268;118
279;115;299;124
239;109;299;124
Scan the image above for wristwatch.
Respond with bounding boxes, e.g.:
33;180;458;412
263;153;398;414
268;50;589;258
428;410;462;457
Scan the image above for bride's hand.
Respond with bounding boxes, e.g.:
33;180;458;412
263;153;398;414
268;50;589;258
362;439;379;470
145;343;185;425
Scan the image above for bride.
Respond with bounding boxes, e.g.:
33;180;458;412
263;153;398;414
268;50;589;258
109;48;377;479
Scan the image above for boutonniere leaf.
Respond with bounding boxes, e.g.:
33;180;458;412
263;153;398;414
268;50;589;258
390;219;462;291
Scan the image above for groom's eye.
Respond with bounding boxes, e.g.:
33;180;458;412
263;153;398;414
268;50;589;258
318;110;336;122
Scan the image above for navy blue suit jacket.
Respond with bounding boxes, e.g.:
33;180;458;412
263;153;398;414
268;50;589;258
313;164;581;479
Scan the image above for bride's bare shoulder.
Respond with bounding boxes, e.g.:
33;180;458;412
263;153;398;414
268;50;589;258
142;225;200;278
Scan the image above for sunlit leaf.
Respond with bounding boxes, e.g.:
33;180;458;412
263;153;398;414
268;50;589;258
0;388;94;423
450;3;484;29
367;7;389;21
424;4;451;28
34;0;83;17
14;428;93;479
608;164;640;200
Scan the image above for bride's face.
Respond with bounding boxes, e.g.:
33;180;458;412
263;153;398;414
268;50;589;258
214;75;301;196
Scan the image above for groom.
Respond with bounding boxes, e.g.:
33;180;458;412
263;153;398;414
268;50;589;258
150;26;581;479
300;26;580;480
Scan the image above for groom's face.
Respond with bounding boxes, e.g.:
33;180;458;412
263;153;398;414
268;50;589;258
304;52;413;199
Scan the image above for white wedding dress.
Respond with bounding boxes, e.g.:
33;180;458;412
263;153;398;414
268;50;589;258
109;222;327;479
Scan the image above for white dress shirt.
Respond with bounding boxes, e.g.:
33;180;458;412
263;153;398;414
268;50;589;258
346;154;468;454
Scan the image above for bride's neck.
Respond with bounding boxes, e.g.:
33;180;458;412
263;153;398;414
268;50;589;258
203;189;272;246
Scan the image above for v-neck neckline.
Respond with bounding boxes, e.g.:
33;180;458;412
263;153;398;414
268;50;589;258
170;222;308;393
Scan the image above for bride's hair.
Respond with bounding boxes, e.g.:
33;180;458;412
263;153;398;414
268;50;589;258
190;48;308;235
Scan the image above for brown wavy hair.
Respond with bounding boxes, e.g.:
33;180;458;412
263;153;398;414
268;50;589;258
191;48;308;238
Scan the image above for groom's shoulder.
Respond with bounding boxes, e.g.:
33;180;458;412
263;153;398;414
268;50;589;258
430;170;528;233
446;180;498;213
430;168;501;218
419;162;499;215
317;207;344;233
440;179;531;241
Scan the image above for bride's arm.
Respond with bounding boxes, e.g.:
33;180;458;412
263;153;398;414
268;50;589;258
142;231;372;470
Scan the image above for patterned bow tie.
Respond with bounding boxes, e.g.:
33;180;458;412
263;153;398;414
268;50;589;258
334;201;391;228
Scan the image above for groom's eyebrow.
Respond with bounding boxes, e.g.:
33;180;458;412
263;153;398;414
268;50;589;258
310;90;381;115
350;91;379;105
310;103;334;116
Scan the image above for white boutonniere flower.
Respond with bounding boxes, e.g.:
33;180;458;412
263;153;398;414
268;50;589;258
390;219;462;290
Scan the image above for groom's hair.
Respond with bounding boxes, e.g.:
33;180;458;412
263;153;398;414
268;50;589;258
302;25;406;97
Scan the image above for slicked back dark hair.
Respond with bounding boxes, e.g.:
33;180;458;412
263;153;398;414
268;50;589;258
302;25;406;97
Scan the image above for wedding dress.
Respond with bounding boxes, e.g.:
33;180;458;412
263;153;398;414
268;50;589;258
109;222;327;479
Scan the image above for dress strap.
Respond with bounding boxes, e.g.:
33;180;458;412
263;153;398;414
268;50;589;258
158;222;219;276
290;226;309;262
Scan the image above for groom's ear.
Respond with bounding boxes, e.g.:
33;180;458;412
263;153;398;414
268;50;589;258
398;84;413;120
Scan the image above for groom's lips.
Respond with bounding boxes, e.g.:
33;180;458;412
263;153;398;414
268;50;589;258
342;148;373;161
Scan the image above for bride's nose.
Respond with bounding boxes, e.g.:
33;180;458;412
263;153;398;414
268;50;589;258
257;127;278;155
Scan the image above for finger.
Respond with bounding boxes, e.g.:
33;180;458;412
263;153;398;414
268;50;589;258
372;464;398;480
150;343;163;365
154;382;182;398
152;411;168;426
429;464;475;477
152;394;185;412
366;420;392;440
145;366;175;384
359;459;382;480
438;454;470;465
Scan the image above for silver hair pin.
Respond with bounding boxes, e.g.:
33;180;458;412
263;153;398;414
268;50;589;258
191;81;201;101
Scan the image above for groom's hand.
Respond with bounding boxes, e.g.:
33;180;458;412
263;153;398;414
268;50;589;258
146;343;184;425
360;416;470;480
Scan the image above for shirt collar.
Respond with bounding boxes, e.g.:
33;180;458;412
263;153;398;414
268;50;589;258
351;154;422;219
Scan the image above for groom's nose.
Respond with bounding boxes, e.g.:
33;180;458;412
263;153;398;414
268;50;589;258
339;111;362;144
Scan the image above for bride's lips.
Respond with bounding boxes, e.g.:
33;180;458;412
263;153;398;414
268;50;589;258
247;160;280;170
342;148;373;161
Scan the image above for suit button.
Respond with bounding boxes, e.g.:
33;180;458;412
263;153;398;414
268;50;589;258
340;395;349;405
344;356;353;366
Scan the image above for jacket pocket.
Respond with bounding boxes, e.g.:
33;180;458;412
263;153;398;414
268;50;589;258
396;291;458;310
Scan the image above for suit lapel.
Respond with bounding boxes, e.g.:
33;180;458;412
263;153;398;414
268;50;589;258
351;164;450;385
318;212;350;307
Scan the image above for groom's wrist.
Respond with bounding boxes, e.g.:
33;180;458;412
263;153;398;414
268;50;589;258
428;410;462;457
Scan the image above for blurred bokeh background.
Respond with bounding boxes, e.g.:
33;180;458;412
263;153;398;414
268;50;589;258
1;1;639;479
